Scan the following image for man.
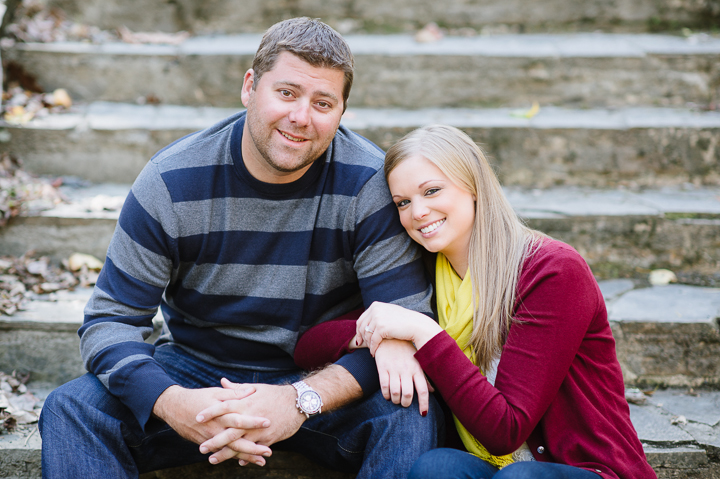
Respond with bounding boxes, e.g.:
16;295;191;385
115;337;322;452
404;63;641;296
39;17;442;479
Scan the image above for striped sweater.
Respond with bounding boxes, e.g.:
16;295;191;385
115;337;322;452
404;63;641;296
79;111;433;427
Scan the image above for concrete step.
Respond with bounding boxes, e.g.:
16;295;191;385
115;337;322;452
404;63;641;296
38;0;720;34
2;103;719;187
4;33;720;109
1;183;719;284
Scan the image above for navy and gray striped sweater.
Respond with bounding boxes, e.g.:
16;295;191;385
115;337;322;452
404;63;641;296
79;111;433;427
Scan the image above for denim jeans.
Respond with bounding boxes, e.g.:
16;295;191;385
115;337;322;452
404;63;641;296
39;344;443;479
408;448;602;479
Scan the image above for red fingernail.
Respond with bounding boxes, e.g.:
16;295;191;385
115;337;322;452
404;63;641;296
421;411;427;417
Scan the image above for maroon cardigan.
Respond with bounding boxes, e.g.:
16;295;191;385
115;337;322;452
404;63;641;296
295;240;656;479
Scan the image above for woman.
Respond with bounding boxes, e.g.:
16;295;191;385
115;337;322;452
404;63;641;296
295;125;655;479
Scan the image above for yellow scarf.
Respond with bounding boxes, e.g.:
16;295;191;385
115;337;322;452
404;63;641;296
435;253;514;469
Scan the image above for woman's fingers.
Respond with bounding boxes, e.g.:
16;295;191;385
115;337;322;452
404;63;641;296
414;372;430;416
379;369;391;401
389;372;402;405
401;372;414;408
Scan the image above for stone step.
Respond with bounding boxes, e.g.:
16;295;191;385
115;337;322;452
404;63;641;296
2;280;719;390
4;33;719;109
1;183;719;284
38;0;720;34
0;316;720;479
2;103;719;187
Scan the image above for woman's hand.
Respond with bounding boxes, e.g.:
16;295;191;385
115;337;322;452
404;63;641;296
374;339;434;416
354;302;443;355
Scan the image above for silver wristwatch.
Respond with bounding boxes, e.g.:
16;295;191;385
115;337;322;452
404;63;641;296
291;380;323;418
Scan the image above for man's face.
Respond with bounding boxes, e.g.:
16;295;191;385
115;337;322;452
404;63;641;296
241;52;346;184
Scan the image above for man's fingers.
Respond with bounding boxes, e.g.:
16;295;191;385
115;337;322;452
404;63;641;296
214;413;270;430
196;400;234;423
209;441;270;466
220;378;256;398
236;451;269;467
200;427;244;453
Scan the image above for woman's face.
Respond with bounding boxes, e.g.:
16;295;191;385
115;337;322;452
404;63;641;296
388;155;476;270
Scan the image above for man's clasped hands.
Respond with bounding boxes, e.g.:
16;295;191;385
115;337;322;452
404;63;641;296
152;325;439;468
152;379;299;467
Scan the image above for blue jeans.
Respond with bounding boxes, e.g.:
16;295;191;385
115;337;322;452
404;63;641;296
39;344;443;479
409;449;602;479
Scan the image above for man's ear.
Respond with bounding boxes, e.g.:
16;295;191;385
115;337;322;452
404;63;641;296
241;69;255;107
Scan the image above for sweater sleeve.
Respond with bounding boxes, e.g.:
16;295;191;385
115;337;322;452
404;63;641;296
79;161;179;429
415;244;599;456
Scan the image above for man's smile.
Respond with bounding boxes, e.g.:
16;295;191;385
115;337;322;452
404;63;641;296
279;130;308;142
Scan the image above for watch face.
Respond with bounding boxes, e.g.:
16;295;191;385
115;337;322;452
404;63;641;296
299;390;322;414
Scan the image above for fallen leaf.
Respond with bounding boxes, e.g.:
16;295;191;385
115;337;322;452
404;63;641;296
415;22;443;43
511;101;540;119
68;253;104;272
649;269;677;286
48;88;72;108
670;415;688;425
3;105;34;125
625;388;647;405
118;25;189;45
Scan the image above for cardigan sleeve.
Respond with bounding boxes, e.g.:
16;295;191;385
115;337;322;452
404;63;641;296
414;243;601;456
294;311;363;370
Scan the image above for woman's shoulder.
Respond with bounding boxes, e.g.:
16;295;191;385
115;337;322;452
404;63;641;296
521;238;594;284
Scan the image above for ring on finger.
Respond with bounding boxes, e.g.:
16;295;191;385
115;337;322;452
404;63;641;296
364;326;373;333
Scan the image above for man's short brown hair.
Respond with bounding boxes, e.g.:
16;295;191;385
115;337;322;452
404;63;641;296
252;17;354;111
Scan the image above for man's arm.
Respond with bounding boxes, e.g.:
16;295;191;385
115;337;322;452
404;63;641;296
80;162;181;429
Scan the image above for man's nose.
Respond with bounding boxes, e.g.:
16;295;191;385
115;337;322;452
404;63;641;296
288;101;311;126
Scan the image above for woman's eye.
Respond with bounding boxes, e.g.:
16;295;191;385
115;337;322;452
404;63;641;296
396;199;409;208
425;188;440;196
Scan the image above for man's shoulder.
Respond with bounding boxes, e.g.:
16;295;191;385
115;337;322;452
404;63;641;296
149;111;245;173
330;125;385;171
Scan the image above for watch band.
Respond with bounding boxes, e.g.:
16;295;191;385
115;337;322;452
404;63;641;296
292;380;323;418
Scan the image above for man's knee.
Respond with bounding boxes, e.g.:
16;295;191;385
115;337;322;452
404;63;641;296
364;390;445;447
40;373;134;439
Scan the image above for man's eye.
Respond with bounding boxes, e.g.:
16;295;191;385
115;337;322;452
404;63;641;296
396;199;409;208
280;90;292;97
317;101;330;108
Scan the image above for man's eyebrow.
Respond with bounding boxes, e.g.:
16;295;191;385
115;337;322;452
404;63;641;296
274;81;339;103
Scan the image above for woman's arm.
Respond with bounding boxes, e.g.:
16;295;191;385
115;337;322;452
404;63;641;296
415;244;602;455
294;308;437;416
294;310;363;370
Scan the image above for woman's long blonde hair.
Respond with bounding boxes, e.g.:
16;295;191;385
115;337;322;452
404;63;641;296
385;125;546;372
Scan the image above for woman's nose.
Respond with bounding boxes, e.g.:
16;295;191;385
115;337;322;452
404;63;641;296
412;201;429;220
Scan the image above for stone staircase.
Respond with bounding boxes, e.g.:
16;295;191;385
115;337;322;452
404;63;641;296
0;0;719;477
